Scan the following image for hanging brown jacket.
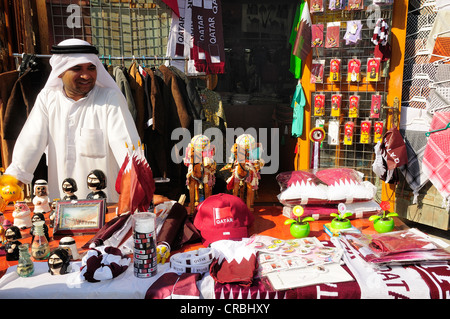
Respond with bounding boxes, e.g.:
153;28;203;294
128;62;146;140
0;70;19;167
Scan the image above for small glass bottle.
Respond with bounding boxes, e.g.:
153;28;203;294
31;220;50;260
17;244;34;277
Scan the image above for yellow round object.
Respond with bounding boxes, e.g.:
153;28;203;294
292;205;304;217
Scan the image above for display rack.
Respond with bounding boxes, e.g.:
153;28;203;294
307;2;394;184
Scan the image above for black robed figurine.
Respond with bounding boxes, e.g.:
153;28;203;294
86;169;107;200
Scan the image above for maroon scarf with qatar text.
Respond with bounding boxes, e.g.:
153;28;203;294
191;0;225;74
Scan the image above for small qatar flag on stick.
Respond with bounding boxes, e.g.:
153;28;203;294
117;142;155;215
82;143;155;249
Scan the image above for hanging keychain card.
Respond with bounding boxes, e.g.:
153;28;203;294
344;121;354;145
330;59;341;82
343;20;363;45
328;119;340;145
328;0;344;10
370;94;382;118
330;94;342;117
348;95;360;118
310;0;324;13
325;22;341;49
313;93;326;116
347;0;363;10
311;60;325;84
367;58;381;82
312;24;324;48
374;121;384;143
360;120;371;144
347;58;361;82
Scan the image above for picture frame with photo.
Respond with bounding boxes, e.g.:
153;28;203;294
53;199;106;236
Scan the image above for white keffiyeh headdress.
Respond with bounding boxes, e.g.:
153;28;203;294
44;38;120;94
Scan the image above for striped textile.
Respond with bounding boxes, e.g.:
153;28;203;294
422;112;450;208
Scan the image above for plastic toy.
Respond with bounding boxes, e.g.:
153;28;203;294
330;203;353;230
284;206;315;238
4;225;22;261
48;248;71;275
369;201;398;233
86;169;107;200
12;201;33;229
0;174;24;210
32;180;51;213
62;177;78;200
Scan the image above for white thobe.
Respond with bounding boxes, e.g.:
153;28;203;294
5;85;140;203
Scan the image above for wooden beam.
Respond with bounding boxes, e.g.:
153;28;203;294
35;0;50;54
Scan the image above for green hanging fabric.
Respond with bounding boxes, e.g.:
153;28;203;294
289;1;304;79
291;82;306;137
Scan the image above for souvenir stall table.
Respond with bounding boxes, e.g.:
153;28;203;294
0;201;449;299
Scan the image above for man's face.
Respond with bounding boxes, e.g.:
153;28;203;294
59;63;97;101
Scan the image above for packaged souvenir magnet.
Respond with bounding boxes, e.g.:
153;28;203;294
343;20;363;45
370;94;382;118
374;121;384;143
347;58;361;82
313;93;326;116
360;120;371;144
325;22;340;49
328;0;343;10
348;0;363;10
344;121;355;145
311;24;324;47
348;95;360;118
311;60;325;84
328;119;340;145
310;0;324;13
330;59;341;82
367;58;381;82
330;94;342;117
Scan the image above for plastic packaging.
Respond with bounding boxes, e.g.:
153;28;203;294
277;168;376;206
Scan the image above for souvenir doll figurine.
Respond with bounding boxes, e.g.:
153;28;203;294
4;226;22;261
48;248;71;275
62;178;78;200
30;212;50;242
32;179;51;214
86;169;107;200
12;201;33;229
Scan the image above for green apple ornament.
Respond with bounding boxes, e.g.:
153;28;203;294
369;201;398;233
284;206;315;238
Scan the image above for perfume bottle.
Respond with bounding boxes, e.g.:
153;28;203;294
17;244;34;277
31;220;50;260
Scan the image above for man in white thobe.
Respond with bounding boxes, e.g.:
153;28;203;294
5;39;140;203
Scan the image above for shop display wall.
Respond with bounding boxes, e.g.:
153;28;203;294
309;2;394;184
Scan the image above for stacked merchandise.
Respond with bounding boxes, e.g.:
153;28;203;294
337;228;450;266
277;168;381;221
